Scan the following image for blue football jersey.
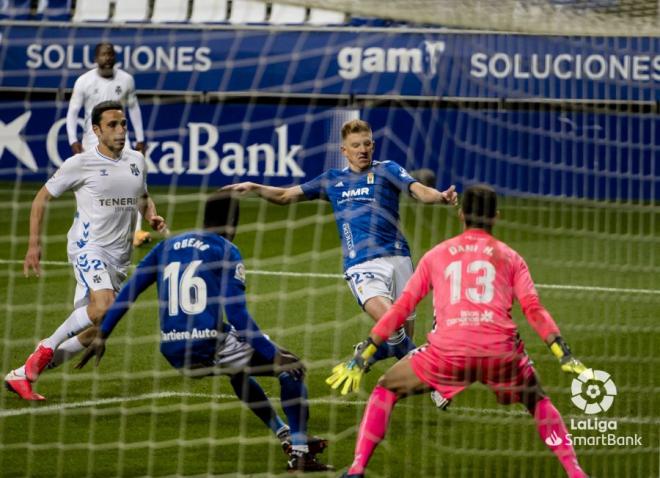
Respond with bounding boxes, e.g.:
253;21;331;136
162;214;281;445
101;231;276;369
300;160;417;270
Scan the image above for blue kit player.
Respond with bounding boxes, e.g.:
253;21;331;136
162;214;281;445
224;119;457;376
77;193;332;473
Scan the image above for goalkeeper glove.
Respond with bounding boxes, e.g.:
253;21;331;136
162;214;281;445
549;336;587;374
326;338;378;395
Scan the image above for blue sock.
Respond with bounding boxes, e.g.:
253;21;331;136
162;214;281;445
230;374;286;434
278;372;309;446
394;336;416;359
371;341;394;362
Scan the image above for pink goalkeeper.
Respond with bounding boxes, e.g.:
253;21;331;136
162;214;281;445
328;183;590;478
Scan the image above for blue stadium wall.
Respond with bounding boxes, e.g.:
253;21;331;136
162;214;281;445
0;24;657;200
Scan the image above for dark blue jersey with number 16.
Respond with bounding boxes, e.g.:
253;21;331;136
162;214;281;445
100;231;276;368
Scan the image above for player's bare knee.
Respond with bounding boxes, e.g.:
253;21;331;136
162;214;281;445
377;373;405;395
87;291;115;323
86;305;105;323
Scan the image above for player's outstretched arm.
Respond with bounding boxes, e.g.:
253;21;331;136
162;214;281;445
546;334;587;374
221;182;306;205
409;182;458;205
520;298;587;374
515;258;587;375
23;186;54;278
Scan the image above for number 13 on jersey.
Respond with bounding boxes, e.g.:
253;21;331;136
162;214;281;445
444;260;496;304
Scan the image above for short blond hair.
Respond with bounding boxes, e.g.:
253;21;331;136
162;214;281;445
341;119;372;140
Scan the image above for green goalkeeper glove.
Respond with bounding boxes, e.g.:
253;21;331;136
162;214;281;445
326;338;378;395
549;336;587;374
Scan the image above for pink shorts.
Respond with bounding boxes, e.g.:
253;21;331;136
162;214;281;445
409;340;541;405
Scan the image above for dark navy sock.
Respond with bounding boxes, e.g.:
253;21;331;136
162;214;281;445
278;372;309;446
371;341;395;362
393;336;416;359
230;373;286;434
372;336;416;363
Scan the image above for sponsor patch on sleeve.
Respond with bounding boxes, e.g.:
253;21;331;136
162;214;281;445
234;263;246;284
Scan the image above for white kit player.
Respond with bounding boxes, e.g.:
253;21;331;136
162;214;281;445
66;42;151;247
4;101;168;401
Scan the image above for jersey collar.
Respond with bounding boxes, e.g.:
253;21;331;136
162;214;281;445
463;228;492;238
345;162;375;175
94;67;116;81
94;146;122;162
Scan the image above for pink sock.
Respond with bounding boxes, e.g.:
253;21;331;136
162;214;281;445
534;396;588;478
347;385;398;475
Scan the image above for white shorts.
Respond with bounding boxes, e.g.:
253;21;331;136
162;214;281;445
212;328;254;373
72;252;127;308
345;256;416;321
180;329;257;378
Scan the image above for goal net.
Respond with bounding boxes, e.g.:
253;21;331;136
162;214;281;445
285;0;660;35
0;1;657;477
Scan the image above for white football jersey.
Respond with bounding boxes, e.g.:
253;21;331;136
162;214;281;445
67;68;139;149
45;147;147;267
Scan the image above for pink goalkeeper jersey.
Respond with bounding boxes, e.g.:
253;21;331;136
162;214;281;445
373;229;559;357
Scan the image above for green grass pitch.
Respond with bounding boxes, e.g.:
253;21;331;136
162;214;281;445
0;183;657;477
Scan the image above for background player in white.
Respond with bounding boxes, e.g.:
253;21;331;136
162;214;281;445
328;184;589;478
66;42;151;247
4;101;167;400
224;120;457;377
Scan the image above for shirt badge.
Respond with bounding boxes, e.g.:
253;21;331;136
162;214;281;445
234;263;246;284
367;173;374;184
130;163;140;176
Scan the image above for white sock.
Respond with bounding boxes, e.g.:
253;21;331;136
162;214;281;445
291;445;309;454
42;307;92;350
14;366;26;377
46;336;86;370
276;425;290;441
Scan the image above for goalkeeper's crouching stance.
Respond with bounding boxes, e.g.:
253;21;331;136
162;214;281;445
327;184;589;478
77;192;332;473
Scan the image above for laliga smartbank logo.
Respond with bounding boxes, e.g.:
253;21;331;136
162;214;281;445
570;368;617;415
544;369;643;448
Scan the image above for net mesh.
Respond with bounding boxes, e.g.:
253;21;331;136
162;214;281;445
283;0;660;35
